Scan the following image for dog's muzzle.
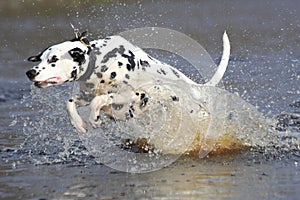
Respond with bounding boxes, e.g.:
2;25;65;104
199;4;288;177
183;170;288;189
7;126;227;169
26;69;37;80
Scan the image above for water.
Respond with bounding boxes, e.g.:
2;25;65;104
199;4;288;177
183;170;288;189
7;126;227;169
0;0;299;199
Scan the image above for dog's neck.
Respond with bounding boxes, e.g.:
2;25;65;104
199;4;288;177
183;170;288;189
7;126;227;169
77;48;97;81
75;37;114;82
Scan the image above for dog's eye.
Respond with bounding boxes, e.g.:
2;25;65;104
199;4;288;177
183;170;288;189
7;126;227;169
48;55;59;63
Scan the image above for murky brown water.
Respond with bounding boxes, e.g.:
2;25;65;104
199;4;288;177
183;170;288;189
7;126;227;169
0;0;299;199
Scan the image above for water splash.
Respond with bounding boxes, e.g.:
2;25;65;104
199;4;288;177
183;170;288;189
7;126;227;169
16;76;299;171
19;83;95;166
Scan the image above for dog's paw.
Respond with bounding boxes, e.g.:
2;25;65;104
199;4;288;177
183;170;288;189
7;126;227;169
89;115;102;129
72;119;88;134
78;120;88;133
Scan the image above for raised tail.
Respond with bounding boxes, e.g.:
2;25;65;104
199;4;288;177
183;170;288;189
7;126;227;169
204;31;230;86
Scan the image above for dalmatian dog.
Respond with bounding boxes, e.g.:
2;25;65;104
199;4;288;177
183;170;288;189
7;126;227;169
26;31;230;135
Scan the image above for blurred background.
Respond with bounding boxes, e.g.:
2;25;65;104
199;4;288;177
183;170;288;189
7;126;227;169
0;0;299;114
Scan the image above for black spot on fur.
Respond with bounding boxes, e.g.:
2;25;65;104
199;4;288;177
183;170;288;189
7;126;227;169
128;105;135;118
171;96;179;101
48;55;58;63
157;68;167;75
140;93;146;100
139;60;150;71
101;65;108;72
140;93;149;108
71;69;77;79
171;68;180;78
100;80;105;84
128;110;134;118
140;97;149;108
110;72;117;79
118;62;123;66
125;74;130;79
101;45;125;63
122;51;135;71
126;64;132;71
51;64;56;67
96;72;103;78
140;60;150;67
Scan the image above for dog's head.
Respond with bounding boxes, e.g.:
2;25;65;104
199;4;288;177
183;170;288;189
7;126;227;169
26;32;92;88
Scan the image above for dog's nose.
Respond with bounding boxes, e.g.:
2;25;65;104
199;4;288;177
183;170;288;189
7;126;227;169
26;69;37;80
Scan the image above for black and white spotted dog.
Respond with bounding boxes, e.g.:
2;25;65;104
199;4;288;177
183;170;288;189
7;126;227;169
26;31;230;134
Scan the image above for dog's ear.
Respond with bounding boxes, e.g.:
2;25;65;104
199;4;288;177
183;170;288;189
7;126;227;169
28;55;41;62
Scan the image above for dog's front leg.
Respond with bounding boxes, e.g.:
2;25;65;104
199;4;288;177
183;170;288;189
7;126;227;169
89;95;113;128
66;98;88;133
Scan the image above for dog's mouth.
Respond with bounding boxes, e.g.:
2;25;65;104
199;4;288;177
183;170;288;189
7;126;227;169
34;77;62;88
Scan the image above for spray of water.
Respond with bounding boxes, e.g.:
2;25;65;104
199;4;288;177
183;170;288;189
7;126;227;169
18;27;299;173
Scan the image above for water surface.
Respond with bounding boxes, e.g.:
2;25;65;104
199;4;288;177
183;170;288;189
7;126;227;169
0;0;299;199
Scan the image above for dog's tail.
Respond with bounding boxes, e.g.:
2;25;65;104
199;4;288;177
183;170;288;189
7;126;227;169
204;31;230;86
